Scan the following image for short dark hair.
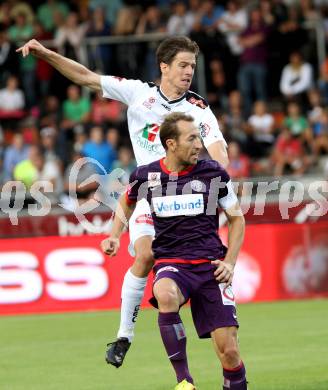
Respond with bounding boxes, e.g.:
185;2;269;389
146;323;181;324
156;36;199;67
160;112;194;150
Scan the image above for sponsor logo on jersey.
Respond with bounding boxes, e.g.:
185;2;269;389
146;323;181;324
199;122;211;138
136;136;161;153
148;172;161;188
111;76;125;82
161;103;171;111
152;194;204;217
142;123;160;142
143;97;156;109
187;96;207;109
135;214;153;225
190;179;204;192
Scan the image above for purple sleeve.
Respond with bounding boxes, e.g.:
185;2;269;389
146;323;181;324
126;167;148;205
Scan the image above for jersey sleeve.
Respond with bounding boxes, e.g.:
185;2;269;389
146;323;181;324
100;76;143;105
217;170;238;210
200;108;227;148
125;168;147;205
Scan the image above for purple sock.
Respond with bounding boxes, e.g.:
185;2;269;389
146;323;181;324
158;312;193;384
223;361;247;389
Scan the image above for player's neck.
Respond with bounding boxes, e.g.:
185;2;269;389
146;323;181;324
163;156;192;173
159;81;185;101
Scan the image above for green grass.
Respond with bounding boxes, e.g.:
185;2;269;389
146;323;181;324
0;300;327;390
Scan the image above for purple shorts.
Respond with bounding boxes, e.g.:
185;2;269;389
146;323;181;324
150;262;239;338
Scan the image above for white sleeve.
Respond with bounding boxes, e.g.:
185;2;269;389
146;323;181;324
280;66;291;95
218;180;238;210
200;108;227;148
293;63;313;94
100;76;144;105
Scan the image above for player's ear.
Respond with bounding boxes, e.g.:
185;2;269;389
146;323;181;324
160;62;168;74
166;138;175;151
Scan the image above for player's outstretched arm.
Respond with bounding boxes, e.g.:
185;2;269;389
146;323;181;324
16;39;101;91
101;193;136;257
212;203;245;284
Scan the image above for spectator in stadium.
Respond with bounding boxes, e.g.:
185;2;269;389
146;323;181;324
237;7;270;117
136;5;166;81
8;11;36;108
34;21;54;97
61;84;91;131
206;58;229;110
0;24;19;87
271;127;309;176
226;141;250;190
283;101;312;144
0;75;25;113
167;1;195;36
311;108;328;158
102;113;247;390
222;90;247;148
112;146;136;184
13;145;61;192
86;7;112;74
73;127;87;153
279;51;313;107
39;95;61;128
89;0;122;27
81;126;116;174
319;56;328;104
307;89;324;133
37;0;69;33
91;91;124;126
197;0;224;33
247;100;275;158
40;126;61;165
3;132;29;181
217;0;247;89
54;12;88;64
106;127;120;152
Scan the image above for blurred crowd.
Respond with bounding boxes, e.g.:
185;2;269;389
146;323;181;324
1;0;328;207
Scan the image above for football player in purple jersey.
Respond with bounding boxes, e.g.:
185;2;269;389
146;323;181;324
104;113;247;390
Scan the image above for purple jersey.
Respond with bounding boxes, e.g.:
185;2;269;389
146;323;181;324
126;159;237;261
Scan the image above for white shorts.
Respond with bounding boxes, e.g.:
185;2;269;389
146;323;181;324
128;199;155;257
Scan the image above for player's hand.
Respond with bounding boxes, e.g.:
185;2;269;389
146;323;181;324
101;237;120;257
16;39;47;58
211;260;234;285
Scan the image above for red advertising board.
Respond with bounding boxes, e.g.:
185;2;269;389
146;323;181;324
0;222;328;315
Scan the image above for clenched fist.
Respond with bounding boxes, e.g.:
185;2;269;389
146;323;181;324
101;237;120;257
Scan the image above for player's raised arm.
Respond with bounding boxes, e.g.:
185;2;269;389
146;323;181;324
16;39;101;91
101;193;136;257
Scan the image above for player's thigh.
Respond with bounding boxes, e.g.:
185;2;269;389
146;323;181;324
153;277;185;309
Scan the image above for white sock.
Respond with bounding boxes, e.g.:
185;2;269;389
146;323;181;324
117;268;147;342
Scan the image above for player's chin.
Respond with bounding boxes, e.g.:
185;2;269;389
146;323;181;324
190;155;199;164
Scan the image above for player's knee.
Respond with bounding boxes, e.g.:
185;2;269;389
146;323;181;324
135;250;154;266
154;287;179;310
221;345;240;367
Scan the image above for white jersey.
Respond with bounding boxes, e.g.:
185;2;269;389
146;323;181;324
101;76;226;166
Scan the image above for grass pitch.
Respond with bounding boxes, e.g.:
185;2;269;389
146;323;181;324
0;299;327;390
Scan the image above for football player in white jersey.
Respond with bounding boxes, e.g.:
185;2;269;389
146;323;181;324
17;36;229;367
